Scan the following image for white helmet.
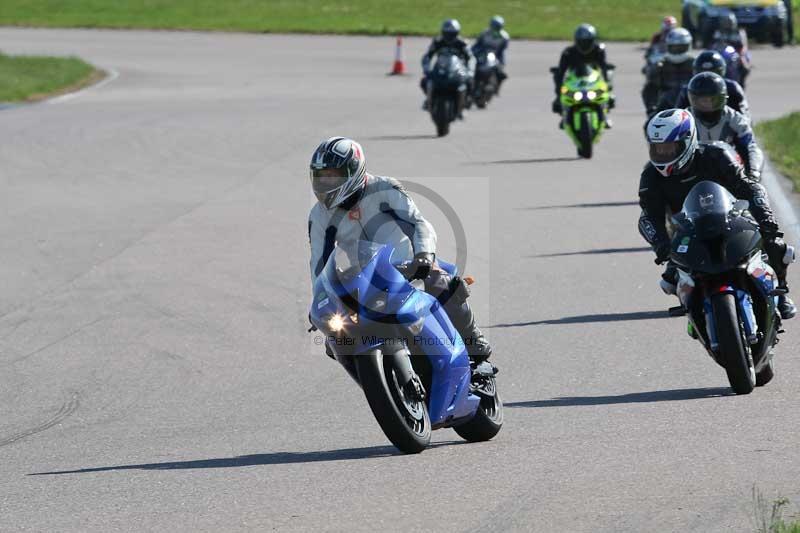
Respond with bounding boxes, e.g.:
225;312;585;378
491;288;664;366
310;137;367;209
646;109;698;177
665;28;692;63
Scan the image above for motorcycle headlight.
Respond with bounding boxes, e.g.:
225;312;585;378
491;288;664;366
573;91;584;101
327;313;346;332
586;90;597;100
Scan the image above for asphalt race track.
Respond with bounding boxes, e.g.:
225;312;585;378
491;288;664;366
1;28;799;532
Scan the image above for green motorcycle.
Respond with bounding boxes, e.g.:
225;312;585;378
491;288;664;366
552;64;612;159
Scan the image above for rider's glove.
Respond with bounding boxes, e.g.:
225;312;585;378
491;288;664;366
748;170;762;182
763;234;787;261
551;99;562;114
409;252;435;280
654;241;671;265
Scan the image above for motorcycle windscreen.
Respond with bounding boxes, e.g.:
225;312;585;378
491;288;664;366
320;239;415;316
681;180;736;240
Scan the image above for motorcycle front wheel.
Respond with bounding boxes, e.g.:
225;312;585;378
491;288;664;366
432;97;450;137
577;111;594;159
356;349;431;453
712;293;755;394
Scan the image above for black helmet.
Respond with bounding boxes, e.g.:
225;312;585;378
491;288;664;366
441;19;461;43
687;72;728;125
719;11;738;33
574;24;597;54
693;50;727;77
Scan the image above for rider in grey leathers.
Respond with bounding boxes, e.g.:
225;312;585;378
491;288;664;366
308;136;493;363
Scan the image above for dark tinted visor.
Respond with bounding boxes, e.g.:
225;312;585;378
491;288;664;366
688;93;725;113
649;141;685;164
311;167;348;195
576;38;594;52
667;43;689;55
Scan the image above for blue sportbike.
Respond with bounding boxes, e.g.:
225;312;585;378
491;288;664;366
309;240;502;453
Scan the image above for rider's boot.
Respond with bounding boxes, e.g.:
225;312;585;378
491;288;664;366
444;287;493;364
660;263;678;295
778;295;796;319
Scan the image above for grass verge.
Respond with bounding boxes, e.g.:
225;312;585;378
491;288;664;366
753;488;800;533
0;0;720;41
0;53;100;103
756;112;800;192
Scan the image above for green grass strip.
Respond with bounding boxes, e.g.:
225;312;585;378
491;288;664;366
757;112;800;192
0;53;98;102
0;0;731;41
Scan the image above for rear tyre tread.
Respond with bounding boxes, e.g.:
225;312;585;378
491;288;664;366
454;382;503;442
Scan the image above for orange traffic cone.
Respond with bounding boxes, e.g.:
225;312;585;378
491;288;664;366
388;35;406;75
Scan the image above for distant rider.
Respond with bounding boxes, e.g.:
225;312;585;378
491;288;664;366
638;109;796;319
645;15;678;59
308;136;494;363
471;15;510;94
686;72;762;180
642;27;694;116
421;19;473;112
712;12;751;84
552;23;614;126
712;11;749;52
674;50;749;121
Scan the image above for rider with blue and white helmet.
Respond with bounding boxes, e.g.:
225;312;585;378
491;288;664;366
638;109;796;318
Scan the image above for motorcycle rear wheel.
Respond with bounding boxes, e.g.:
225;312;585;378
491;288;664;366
356;350;431;453
712;293;755;395
454;376;503;442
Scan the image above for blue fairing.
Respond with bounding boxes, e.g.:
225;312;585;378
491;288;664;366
309;243;478;427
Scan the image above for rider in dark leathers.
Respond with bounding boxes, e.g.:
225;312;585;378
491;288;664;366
552;24;613;114
642;28;694;116
638;109;796;319
420;19;473;110
675;50;749;121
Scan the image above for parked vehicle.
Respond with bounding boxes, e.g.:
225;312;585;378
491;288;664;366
682;0;790;47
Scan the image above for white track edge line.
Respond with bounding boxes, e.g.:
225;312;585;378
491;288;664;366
46;68;120;104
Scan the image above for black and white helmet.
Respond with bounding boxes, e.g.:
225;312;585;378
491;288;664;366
441;19;461;42
310;137;367;209
665;28;692;63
